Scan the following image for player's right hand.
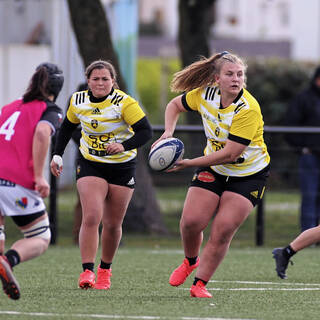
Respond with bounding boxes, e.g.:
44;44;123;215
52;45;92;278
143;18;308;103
151;131;173;149
50;155;63;177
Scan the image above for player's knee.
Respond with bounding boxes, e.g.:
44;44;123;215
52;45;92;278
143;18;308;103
22;216;51;241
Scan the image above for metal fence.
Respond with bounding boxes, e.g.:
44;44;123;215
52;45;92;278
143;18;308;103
49;125;320;246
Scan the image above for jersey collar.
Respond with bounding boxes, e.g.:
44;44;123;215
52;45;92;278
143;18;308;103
88;87;114;103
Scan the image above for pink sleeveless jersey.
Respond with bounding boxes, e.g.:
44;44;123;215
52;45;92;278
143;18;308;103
0;99;47;189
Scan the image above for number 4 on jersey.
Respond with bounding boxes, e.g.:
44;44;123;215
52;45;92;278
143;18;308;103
0;111;21;141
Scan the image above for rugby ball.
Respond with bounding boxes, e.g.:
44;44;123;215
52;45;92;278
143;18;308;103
148;138;184;171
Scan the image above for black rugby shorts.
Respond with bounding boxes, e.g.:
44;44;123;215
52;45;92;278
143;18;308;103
189;166;269;206
76;155;136;189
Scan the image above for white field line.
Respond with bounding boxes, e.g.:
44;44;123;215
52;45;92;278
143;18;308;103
0;311;255;320
179;279;320;291
157;199;300;212
208;288;320;291
180;287;320;291
209;280;320;286
266;202;299;211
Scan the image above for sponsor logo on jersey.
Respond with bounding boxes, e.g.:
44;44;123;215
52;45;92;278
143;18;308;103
127;177;135;186
15;197;28;209
91;119;98;129
197;171;215;183
92;107;101;115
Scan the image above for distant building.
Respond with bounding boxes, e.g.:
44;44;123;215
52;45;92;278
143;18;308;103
138;0;320;62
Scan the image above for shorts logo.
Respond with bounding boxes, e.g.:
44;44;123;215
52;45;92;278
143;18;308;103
77;165;81;175
197;171;215;183
15;197;28;209
127;177;135;186
33;200;40;208
250;190;258;198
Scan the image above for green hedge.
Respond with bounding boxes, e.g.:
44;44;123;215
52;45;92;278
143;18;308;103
136;57;316;190
137;57;315;126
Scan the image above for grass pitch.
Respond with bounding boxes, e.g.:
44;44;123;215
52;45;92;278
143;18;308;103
0;245;320;320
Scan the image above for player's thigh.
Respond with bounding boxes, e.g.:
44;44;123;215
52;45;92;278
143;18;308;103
77;176;108;221
103;184;134;225
210;191;253;238
181;186;220;231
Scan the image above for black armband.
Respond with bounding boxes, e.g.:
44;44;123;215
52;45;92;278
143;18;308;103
54;118;79;156
122;117;153;151
228;133;250;146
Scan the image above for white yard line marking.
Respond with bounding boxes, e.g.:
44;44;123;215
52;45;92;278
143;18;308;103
207;288;320;291
0;311;255;320
180;287;320;291
209;280;320;286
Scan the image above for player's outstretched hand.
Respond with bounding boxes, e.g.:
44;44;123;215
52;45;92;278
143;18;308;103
166;159;190;172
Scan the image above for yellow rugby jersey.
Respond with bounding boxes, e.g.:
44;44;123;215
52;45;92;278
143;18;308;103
183;86;270;176
67;89;146;163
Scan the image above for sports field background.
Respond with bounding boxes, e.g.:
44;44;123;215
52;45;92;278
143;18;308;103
2;187;319;320
1;246;320;320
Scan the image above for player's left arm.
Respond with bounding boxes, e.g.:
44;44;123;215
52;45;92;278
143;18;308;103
32;121;52;198
33;102;63;196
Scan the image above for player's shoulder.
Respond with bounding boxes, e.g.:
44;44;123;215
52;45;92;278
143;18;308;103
112;88;137;105
45;100;63;113
242;88;260;110
71;90;88;106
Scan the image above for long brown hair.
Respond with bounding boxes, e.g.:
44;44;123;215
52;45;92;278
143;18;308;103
23;63;64;102
170;51;247;93
23;67;50;102
85;60;119;89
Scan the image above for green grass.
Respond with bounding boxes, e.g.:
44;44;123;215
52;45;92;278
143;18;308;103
2;188;316;320
1;246;320;320
3;187;301;248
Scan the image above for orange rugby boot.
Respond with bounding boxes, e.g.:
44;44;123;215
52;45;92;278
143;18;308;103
190;280;212;298
169;257;199;286
94;265;112;290
0;256;20;300
78;269;95;289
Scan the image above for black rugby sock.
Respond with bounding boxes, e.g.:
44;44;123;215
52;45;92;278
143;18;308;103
193;277;208;285
283;245;296;259
5;249;20;268
186;256;198;266
82;263;94;272
100;260;112;269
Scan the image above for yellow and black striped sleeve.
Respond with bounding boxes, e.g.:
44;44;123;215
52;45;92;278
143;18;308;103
66;94;81;124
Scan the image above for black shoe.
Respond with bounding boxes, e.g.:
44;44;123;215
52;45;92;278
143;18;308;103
272;248;293;279
0;256;20;300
